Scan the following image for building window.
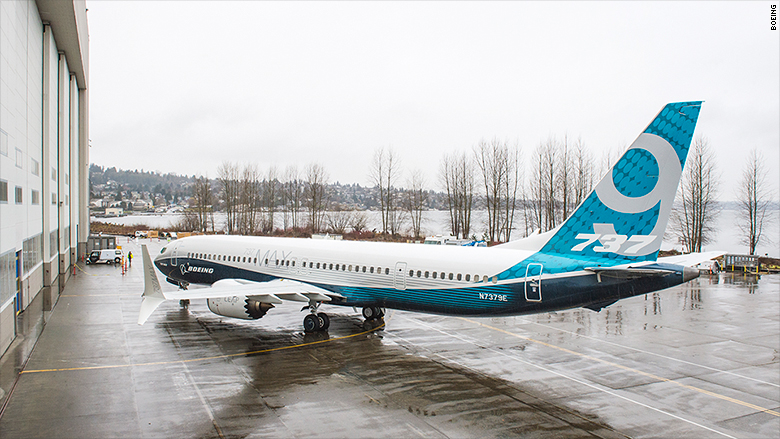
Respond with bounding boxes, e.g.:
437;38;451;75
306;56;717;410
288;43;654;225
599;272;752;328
32;190;40;205
65;174;69;185
51;193;57;205
51;167;56;181
65;195;69;205
31;159;40;176
15;186;23;204
22;234;43;276
1;250;17;306
50;230;58;257
0;129;8;156
15;149;23;168
0;180;7;203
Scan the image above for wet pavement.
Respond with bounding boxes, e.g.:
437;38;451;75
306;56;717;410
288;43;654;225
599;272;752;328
0;238;777;438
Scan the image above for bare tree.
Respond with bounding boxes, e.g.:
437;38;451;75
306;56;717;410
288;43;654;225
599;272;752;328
351;212;369;233
304;163;329;234
572;137;595;208
370;147;402;235
528;138;559;232
237;164;262;235
404;169;428;239
556;135;574;221
473;138;522;243
217;161;240;234
736;148;775;254
175;209;202;232
440;151;475;238
327;209;353;235
262;166;278;233
283;165;303;230
191;175;213;233
500;144;522;242
670;137;720;253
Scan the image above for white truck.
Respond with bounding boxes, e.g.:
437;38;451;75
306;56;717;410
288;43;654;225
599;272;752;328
86;248;123;265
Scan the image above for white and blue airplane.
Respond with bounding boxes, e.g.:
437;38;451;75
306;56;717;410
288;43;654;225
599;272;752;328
140;101;720;332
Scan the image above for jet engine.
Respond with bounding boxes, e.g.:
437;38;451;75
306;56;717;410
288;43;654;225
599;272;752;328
207;296;274;320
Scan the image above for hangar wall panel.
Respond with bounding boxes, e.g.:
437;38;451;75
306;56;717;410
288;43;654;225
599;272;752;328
0;0;88;357
0;0;45;356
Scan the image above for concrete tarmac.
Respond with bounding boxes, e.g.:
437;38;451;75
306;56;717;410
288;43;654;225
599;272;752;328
0;238;777;438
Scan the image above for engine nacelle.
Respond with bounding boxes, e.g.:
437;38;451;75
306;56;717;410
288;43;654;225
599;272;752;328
207;296;274;320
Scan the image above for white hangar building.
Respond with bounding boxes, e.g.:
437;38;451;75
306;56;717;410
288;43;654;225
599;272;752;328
0;0;89;356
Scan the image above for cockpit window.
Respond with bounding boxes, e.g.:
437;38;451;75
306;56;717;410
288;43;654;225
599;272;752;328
160;247;167;254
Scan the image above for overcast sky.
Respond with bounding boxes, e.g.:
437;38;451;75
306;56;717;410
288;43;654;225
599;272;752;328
87;1;779;201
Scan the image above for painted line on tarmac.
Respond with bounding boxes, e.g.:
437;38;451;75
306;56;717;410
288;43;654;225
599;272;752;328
460;317;780;417
518;318;780;388
164;322;226;439
61;294;139;297
396;317;739;439
20;319;387;375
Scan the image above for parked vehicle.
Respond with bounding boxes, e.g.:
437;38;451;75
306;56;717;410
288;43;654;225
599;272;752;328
86;248;123;265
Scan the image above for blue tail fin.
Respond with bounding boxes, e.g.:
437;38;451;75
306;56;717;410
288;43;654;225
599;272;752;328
540;101;702;263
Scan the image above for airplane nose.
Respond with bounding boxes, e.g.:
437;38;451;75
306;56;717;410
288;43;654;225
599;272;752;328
153;254;165;270
682;266;700;283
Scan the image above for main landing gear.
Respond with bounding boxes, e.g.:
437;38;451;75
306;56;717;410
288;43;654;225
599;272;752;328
361;306;385;331
362;306;384;320
303;300;330;333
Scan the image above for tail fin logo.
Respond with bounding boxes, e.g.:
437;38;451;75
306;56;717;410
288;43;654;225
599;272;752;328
539;102;702;262
582;132;682;257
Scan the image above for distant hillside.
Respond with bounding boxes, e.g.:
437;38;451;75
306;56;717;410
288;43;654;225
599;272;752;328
89;164;448;210
90;164;193;203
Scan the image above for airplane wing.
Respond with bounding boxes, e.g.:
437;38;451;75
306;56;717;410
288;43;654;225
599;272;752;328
161;278;343;304
656;250;726;267
138;245;343;325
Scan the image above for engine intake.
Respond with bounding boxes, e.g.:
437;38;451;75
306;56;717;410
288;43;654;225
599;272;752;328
207;296;275;320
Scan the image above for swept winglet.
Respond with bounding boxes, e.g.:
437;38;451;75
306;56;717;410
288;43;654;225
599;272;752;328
138;245;166;325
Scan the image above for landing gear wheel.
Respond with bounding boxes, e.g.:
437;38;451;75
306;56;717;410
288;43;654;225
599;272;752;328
179;299;190;308
303;313;322;333
317;313;330;330
362;307;384;320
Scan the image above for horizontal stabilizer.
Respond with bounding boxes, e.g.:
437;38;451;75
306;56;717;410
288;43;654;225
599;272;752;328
657;250;726;267
584;266;675;280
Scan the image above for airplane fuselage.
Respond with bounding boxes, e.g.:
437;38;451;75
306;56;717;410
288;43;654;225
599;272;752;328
154;235;692;317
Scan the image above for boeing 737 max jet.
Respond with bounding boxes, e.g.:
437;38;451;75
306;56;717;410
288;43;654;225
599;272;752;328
140;101;720;332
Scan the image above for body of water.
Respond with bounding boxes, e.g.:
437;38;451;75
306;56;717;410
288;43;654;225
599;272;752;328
92;207;779;257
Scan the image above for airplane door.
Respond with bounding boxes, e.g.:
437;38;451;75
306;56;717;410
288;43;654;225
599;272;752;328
394;262;407;290
525;263;543;302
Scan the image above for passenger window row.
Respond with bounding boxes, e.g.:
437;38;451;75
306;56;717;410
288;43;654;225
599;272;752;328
306;261;389;275
186;252;389;276
409;269;497;284
187;253;258;265
185;252;495;283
